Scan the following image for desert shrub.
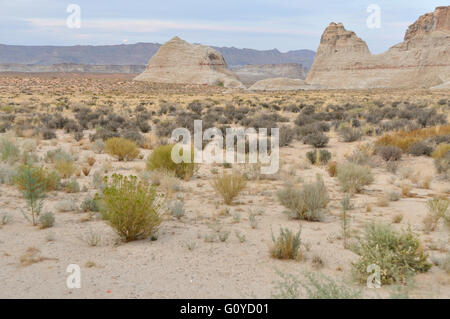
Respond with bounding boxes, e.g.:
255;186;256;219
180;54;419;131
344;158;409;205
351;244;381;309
279;125;296;147
306;149;331;165
271;271;360;299
14;165;60;192
91;139;105;153
0;163;17;185
302;272;360;299
303;132;329;148
352;222;431;284
424;197;450;231
41;128;56;140
407;141;433;156
337;162;374;194
376;125;450;152
270;227;302;260
81;196;100;212
327;161;338;177
39;212;55;229
167;200;185;219
0;136;20;164
105;137;139;161
64;178;80;193
431;143;450;159
377;145;402;161
55;159;75;178
339;127;362;142
100;174;163;242
146;144;196;180
44;148;74;163
212;172;247;205
14;165;45;225
434;151;450;178
277;175;329;221
55;199;78;212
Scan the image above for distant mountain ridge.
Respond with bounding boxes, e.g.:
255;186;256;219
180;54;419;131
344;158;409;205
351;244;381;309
0;43;315;69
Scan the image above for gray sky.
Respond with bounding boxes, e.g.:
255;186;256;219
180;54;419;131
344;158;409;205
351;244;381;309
0;0;447;53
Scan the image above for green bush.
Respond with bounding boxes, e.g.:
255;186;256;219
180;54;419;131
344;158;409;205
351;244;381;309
352;222;431;285
14;165;45;226
337;162;374;194
105;137;139;161
100;174;163;242
146;144;196;180
277;175;329;221
15;165;60;192
270;227;302;260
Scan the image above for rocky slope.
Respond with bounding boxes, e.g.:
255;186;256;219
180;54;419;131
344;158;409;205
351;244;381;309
231;63;306;86
134;37;244;88
306;6;450;89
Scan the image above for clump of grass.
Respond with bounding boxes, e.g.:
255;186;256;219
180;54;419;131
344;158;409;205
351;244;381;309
424;197;449;231
337;162;374;194
327;161;337;177
271;271;360;299
0;135;20;163
306;149;331;165
146;144;196;180
212;172;247;205
39;212;55;229
64;178;80;193
431;143;450;159
270;227;302;260
81;196;99;212
105;137;139;161
277;175;329;222
100;174;164;242
55;159;75;178
352;222;431;285
167;199;185;219
55;199;78;212
340;195;351;249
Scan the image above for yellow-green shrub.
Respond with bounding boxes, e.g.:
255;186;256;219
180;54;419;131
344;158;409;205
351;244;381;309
212;172;247;205
431;143;450;159
146;144;195;180
105;137;139;161
54;159;75;179
100;174;164;242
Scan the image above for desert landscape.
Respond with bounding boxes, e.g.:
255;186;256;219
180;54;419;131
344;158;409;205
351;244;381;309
0;5;449;300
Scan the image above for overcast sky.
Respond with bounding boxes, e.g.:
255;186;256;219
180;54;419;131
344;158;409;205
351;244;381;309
0;0;447;53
